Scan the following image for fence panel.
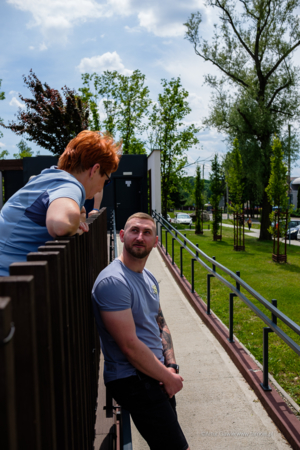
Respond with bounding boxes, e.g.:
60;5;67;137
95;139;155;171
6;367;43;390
9;261;57;450
0;297;17;450
0;208;107;450
0;276;41;450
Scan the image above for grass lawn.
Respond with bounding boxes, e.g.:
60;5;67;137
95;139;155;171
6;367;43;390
161;226;300;407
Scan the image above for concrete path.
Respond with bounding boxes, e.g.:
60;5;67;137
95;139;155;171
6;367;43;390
117;239;291;449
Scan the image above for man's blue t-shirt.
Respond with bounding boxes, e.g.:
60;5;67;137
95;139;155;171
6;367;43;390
0;166;85;276
92;258;164;384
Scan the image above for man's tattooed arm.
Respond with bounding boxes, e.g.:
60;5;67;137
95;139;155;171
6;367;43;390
156;305;176;365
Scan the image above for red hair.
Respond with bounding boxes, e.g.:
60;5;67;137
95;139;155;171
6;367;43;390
58;130;121;174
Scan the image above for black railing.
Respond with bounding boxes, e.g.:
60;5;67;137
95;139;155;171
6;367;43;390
107;211;133;450
153;210;300;392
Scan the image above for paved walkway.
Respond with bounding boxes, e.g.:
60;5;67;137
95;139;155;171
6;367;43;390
117;239;291;449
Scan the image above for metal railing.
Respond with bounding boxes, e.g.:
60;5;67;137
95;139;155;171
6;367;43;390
107;211;133;450
153;210;300;391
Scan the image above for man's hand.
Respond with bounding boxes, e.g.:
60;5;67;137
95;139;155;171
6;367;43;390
161;372;184;398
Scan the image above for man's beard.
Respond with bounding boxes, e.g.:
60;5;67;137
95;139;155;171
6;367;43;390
124;241;152;259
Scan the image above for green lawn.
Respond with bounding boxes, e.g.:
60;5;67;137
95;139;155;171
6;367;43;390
161;226;300;407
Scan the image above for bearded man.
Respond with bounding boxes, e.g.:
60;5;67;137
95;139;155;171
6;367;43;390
92;212;189;450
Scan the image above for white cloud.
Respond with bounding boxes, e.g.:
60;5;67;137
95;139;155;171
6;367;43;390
39;42;47;51
124;25;141;33
9;90;18;96
7;0;205;40
7;0;108;31
77;52;133;75
9;97;25;109
29;45;35;50
0;143;6;148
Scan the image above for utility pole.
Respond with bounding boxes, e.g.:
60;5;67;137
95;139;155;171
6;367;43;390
288;124;291;206
202;164;204;180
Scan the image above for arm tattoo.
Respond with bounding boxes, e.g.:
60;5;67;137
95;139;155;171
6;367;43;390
156;305;176;365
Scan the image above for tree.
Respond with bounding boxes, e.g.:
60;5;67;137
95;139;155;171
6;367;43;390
13;139;38;159
210;154;224;239
194;165;205;234
184;0;300;240
226;138;245;249
149;77;200;217
1;70;89;156
265;136;290;261
80;70;151;154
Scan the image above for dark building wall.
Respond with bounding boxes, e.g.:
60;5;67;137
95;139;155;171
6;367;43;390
101;154;148;230
3;155;148;230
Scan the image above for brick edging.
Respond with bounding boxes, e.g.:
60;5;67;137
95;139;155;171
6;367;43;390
157;243;300;450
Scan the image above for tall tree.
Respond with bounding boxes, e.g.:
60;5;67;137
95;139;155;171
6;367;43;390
1;70;89;156
149;77;200;217
210;154;224;239
226;138;245;249
265;136;290;260
80;70;151;154
194;165;205;234
184;0;300;240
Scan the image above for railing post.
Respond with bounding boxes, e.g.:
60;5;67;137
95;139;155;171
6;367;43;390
260;299;277;391
110;228;113;263
206;274;214;315
191;259;196;293
228;293;235;343
160;224;163;247
196;243;199;258
212;256;216;272
172;238;175;265
180;247;184;277
165;230;168;255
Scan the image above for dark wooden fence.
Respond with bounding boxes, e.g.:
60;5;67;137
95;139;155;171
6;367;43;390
0;208;108;450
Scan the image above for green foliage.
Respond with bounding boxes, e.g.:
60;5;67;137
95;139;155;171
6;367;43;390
184;0;300;239
13;139;35;159
0;150;9;159
1;71;89;156
226;138;244;211
194;165;204;234
265;136;291;239
80;70;150;154
210;154;224;236
149;77;200;217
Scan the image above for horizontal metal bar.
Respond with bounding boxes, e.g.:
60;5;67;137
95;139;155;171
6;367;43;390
152;211;300;350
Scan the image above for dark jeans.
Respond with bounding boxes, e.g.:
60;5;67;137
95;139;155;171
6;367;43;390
106;372;189;450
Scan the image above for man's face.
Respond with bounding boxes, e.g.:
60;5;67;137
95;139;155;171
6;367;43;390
120;218;158;259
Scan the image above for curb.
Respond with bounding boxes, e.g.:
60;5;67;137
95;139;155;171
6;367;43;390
157;243;300;450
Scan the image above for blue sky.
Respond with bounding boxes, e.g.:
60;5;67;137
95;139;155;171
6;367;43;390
1;0;299;177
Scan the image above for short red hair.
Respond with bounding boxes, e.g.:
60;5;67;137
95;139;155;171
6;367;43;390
58;130;121;174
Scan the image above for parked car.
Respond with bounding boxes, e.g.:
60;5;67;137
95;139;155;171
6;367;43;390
167;214;171;223
174;213;192;225
287;221;300;240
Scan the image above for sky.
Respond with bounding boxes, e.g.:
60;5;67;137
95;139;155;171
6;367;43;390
0;0;299;177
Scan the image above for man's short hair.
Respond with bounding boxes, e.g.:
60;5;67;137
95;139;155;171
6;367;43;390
124;212;156;230
58;130;122;175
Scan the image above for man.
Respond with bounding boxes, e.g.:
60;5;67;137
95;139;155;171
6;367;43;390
92;212;189;450
0;130;120;276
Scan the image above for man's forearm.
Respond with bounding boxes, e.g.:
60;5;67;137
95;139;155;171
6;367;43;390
157;306;176;365
124;336;173;382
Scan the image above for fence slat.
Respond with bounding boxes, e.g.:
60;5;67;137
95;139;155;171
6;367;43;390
27;252;74;450
0;276;41;450
0;297;17;450
10;261;57;450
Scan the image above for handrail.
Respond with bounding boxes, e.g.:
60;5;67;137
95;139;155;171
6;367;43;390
153;211;300;339
153;210;300;390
